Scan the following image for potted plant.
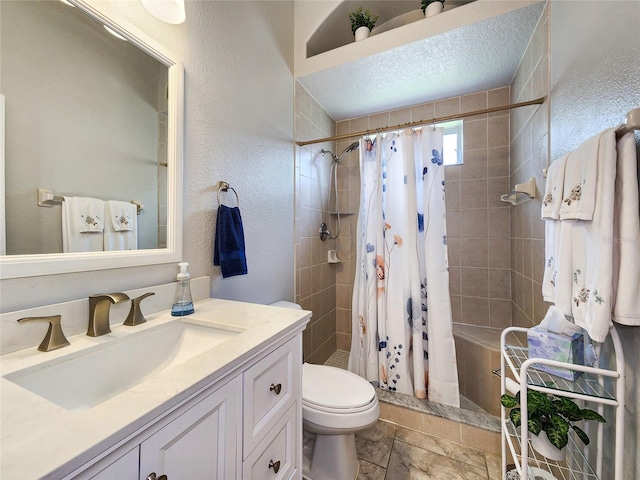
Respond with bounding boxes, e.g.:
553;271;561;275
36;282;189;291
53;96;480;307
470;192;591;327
349;6;379;41
421;0;445;17
501;390;606;460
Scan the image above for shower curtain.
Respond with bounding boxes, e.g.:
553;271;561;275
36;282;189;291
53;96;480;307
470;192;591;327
348;128;460;408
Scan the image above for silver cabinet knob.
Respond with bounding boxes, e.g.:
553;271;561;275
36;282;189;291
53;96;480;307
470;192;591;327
268;459;281;473
145;473;167;480
270;383;282;395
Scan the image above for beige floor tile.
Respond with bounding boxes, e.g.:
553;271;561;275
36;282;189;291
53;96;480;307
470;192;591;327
395;427;487;471
484;454;502;479
357;459;387;480
385;440;488;480
355;420;396;468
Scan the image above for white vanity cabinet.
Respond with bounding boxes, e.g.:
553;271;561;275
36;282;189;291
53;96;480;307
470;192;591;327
72;336;302;480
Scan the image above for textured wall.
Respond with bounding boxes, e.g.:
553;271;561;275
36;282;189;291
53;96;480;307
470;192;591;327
0;2;295;317
549;2;640;478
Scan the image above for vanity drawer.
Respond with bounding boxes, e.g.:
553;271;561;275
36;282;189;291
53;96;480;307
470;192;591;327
243;337;301;456
243;402;298;480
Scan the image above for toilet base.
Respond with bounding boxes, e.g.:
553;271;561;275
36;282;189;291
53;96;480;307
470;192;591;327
302;431;359;480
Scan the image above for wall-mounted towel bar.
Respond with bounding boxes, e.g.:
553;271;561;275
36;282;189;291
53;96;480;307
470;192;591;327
500;177;538;206
37;188;143;214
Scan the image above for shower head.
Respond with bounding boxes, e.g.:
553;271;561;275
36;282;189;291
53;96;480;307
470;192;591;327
336;141;360;162
321;141;359;164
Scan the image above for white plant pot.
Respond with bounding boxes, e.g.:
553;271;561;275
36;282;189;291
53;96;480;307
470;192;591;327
425;2;444;17
354;26;370;41
530;431;566;461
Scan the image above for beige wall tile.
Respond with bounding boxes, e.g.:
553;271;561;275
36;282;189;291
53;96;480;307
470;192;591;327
435;97;460;117
460;209;488;238
460;425;501;456
421;414;462;444
460;149;488;180
460;238;488;268
386;404;423;432
489;299;512;328
461;296;490;325
463;119;488;150
460;178;488;209
461;268;489;298
489;268;511;300
488;237;511;269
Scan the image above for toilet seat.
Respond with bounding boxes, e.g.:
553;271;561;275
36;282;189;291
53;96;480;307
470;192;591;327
302;363;379;432
302;363;375;409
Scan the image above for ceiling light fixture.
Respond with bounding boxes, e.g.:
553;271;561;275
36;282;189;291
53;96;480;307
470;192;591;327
140;0;186;24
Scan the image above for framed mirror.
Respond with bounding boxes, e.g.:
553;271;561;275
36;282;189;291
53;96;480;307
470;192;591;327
0;0;183;279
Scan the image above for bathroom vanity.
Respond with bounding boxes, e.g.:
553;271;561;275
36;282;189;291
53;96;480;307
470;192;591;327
0;298;310;480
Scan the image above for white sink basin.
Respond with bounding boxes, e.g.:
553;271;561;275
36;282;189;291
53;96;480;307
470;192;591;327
4;319;244;411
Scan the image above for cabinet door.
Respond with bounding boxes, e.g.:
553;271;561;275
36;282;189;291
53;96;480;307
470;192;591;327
139;377;241;480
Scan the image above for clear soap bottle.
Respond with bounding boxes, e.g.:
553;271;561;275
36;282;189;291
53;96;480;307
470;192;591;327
171;262;194;316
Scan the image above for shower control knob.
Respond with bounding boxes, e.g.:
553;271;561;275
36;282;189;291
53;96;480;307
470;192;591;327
270;383;282;394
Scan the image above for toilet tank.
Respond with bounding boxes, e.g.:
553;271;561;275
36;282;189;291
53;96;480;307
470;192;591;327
270;301;302;310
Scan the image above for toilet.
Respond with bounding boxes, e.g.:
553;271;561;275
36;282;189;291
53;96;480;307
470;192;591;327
270;301;380;480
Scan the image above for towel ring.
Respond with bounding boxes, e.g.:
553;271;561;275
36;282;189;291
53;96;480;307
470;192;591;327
217;181;239;207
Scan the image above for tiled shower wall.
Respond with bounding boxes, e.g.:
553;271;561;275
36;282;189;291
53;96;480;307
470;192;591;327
332;88;514;350
294;84;338;364
509;2;550;328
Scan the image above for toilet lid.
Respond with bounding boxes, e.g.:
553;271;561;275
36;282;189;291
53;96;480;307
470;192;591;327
302;363;375;411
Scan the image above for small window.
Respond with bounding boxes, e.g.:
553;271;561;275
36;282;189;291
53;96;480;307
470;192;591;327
439;120;463;166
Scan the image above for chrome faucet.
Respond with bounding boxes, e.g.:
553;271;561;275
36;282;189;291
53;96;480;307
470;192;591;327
87;293;130;337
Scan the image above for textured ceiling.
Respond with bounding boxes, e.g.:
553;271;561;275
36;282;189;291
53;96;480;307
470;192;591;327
298;2;545;121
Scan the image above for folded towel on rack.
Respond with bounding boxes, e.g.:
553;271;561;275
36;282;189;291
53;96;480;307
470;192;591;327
214;205;248;278
107;200;135;232
541;153;569;220
559;130;613;221
73;196;105;232
104;200;137;251
612;131;640;326
568;128;618;342
62;196;104;253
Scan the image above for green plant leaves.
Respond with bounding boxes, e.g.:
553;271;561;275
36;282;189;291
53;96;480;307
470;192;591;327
500;394;518;408
581;409;606;422
501;388;606;452
545;413;570;450
572;425;590;445
555;397;583;421
509;408;521;427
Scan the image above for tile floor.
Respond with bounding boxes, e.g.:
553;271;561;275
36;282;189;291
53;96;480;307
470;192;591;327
355;420;502;480
324;351;503;479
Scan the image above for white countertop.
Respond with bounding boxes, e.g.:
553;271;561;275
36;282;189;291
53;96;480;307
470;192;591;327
0;298;311;480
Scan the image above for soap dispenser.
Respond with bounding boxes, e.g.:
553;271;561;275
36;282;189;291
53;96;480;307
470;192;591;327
171;262;194;316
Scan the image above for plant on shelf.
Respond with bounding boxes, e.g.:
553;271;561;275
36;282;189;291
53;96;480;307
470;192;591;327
421;0;445;14
349;6;379;35
501;390;606;451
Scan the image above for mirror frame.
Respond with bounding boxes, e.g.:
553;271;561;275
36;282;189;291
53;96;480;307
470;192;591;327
0;0;183;279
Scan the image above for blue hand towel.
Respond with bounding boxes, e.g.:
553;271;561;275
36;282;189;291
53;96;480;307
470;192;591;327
214;205;248;278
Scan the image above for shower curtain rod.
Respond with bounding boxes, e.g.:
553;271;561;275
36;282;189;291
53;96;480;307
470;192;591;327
296;96;547;147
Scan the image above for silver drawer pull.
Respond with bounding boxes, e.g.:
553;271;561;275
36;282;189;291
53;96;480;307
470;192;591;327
146;473;168;480
270;383;282;395
268;459;281;473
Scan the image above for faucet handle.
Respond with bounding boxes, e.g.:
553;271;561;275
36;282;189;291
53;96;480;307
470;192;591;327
18;315;70;352
89;292;130;304
124;292;155;326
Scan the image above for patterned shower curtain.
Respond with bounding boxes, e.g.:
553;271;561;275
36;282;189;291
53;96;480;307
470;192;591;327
348;128;460;408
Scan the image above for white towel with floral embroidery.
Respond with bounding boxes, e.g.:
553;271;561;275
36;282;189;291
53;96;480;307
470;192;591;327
559;131;605;221
541;153;569;220
62;196;104;253
612;131;640;326
542;153;570;302
104;200;137;251
569;128;618;342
